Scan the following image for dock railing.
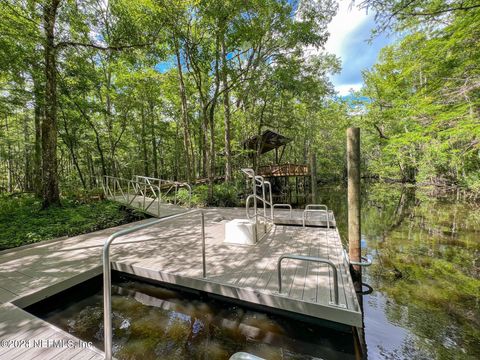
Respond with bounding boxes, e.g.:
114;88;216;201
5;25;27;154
102;209;205;360
277;254;339;306
303;204;331;228
134;175;192;207
272;203;293;219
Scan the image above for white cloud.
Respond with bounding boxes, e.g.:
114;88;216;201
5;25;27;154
324;1;372;94
325;1;370;55
302;1;389;96
335;83;363;96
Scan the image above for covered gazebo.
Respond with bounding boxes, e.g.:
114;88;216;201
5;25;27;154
242;130;310;204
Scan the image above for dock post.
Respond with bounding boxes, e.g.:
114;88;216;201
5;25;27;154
347;127;361;280
310;152;317;203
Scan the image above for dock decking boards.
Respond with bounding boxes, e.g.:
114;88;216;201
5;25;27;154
0;207;361;359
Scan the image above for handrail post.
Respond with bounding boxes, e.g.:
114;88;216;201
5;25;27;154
143;183;146;210
157;186;160;217
158;179;162;204
103;209;204;359
260;177;266;218
201;211;206;278
267;182;273;220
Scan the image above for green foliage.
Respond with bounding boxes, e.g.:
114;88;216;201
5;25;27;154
187;184;241;207
359;5;480;190
0;0;341;198
0;194;147;250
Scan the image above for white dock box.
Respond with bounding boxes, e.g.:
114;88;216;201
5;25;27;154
224;219;257;245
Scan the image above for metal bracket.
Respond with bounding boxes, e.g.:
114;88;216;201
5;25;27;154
349;256;372;267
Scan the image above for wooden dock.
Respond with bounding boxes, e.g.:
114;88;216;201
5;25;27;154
0;207;361;359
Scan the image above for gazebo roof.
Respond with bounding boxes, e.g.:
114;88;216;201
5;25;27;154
243;130;291;155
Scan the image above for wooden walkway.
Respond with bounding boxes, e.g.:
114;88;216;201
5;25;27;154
0;208;361;359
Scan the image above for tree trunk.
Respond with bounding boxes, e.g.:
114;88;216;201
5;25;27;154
23;115;32;191
141;104;149;176
32;73;43;196
5;117;13;193
41;0;61;207
174;40;192;183
60;108;86;190
88;118;107;178
202;109;208;178
87;153;96;188
207;33;221;200
221;35;232;183
149;101;159;178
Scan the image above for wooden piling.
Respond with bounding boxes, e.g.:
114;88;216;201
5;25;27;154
347;127;361;279
310;152;317;203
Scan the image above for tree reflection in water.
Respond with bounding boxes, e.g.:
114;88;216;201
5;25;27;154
317;183;480;359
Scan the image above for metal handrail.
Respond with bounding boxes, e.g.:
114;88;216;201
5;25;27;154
305;204;328;211
134;175;192;207
102;209;205;360
303;204;331;228
242;169;273;220
349;256;372;267
254;175;273;219
245;194;273;222
277;254;339;305
102;176;161;216
272;204;292;219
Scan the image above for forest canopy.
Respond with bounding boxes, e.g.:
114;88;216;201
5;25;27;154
0;0;479;207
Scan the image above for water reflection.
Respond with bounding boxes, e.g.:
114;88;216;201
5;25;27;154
317;183;480;359
40;276;356;359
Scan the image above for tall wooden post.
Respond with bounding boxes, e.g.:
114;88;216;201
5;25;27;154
310;152;317;203
347;128;361;279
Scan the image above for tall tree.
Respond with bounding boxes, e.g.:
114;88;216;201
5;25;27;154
41;0;61;207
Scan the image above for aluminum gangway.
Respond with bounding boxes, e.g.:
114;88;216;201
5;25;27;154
100;175;191;218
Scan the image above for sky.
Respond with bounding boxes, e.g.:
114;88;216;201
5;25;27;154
324;1;393;96
156;1;393;96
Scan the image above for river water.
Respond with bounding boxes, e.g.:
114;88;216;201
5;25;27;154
317;183;480;359
30;183;479;359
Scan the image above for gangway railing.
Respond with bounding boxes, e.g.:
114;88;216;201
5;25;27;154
101;176;161;216
102;209;205;360
134;175;192;207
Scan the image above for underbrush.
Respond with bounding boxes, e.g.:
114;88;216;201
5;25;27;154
0;193;148;251
174;183;242;207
